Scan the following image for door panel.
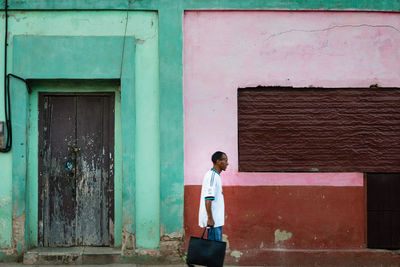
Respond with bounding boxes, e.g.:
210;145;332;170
75;96;114;246
367;173;400;249
393;212;400;248
39;96;77;247
39;93;114;247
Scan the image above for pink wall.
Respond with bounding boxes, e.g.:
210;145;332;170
184;11;400;186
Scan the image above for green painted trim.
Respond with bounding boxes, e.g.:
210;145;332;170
134;45;160;248
27;92;38;248
27;80;122;247
13;36;129;79
13;36;135;248
183;0;400;11
10;78;28;253
158;7;184;234
121;36;136;238
4;0;400;11
133;13;160;248
114;90;123;247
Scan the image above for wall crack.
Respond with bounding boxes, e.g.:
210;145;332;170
264;24;400;41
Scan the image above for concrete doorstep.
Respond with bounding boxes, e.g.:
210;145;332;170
22;247;121;265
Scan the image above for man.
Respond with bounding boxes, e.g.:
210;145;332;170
198;151;229;241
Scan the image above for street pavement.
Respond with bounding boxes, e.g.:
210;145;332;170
1;264;262;267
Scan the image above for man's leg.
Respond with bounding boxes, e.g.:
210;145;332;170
207;227;215;240
214;226;223;241
207;226;223;241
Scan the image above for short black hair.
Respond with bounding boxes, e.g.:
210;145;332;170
212;151;226;164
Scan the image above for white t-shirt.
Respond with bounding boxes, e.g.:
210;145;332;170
198;169;225;228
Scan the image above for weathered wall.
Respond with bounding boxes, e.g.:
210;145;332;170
0;0;399;264
183;10;400;264
0;4;186;254
0;10;161;255
184;11;400;187
185;185;365;263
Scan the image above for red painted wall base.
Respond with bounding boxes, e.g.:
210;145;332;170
224;248;400;266
184;185;372;265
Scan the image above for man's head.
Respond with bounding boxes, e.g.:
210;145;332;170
211;151;229;172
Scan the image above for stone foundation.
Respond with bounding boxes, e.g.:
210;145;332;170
160;231;185;263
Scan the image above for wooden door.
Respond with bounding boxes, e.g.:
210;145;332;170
367;173;400;249
38;93;114;247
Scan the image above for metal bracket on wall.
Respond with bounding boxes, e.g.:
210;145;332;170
0;121;4;149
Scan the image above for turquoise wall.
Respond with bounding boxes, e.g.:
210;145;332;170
6;0;400;11
0;0;399;258
0;11;161;252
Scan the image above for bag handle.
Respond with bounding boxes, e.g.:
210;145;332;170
201;228;207;239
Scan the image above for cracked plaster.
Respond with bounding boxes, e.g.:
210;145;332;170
264;24;400;41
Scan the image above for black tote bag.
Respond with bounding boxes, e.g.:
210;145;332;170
186;228;227;267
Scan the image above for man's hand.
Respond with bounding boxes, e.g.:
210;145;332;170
207;217;215;228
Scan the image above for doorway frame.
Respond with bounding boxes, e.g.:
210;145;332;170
36;87;118;247
11;36;135;248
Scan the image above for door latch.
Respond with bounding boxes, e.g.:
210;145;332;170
65;161;73;171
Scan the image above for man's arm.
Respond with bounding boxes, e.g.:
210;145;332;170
205;199;214;227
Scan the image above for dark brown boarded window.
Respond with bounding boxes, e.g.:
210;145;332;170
238;87;400;172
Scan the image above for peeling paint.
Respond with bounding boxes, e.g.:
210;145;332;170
159;239;183;262
0;196;11;246
222;234;230;251
122;230;135;256
137;249;160;257
12;213;25;252
135;38;145;44
0;219;7;245
274;229;293;244
160;230;184;241
110;219;115;242
230;250;243;261
158;230;184;262
0;248;15;256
